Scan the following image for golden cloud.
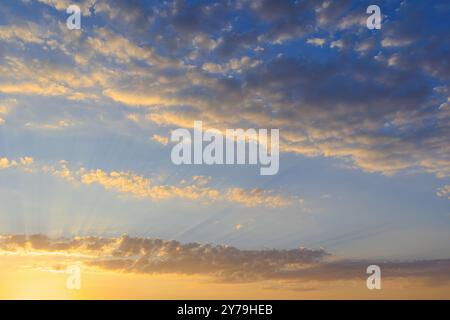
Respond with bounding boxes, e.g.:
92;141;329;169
4;157;301;208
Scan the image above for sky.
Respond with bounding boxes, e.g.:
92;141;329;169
0;0;449;299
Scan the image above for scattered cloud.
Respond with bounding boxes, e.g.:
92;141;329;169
152;134;169;146
437;185;450;200
0;1;448;179
307;37;326;47
0;157;34;171
1;157;302;208
0;23;46;44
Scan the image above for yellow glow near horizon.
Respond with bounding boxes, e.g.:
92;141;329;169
1;253;450;300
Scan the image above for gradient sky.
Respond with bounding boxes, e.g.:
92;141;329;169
0;0;449;299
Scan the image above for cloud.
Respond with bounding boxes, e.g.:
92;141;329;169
202;57;261;74
0;56;103;100
192;33;218;51
0;158;10;169
0;0;448;181
0;234;327;282
103;89;181;107
307;38;326;47
0;157;34;171
0;99;14;125
225;188;302;208
152;134;169;146
0;23;46;44
330;40;345;50
74;168;299;208
437;185;450;200
0;83;69;96
37;0;94;15
381;38;413;48
202;62;226;74
1;234;449;285
380;2;450;80
3;157;301;208
86;27;155;64
146;111;202;128
109;20;446;179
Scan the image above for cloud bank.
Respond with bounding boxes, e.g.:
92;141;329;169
1;234;449;285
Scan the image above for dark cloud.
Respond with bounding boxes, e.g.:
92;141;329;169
94;0;155;31
0;234;327;282
215;31;260;57
0;234;114;252
170;0;232;34
379;0;450;79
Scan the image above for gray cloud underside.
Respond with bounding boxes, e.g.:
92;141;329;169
1;234;449;284
1;0;448;178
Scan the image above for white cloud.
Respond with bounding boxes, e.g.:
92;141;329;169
437;185;450;200
307;38;326;47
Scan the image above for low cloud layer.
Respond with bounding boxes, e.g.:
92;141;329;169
1;234;449;285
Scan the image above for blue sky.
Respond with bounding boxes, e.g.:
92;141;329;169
0;0;449;262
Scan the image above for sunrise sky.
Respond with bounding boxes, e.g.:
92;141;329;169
0;0;449;299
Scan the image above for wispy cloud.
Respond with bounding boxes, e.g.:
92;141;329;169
1;157;302;208
437;185;450;200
